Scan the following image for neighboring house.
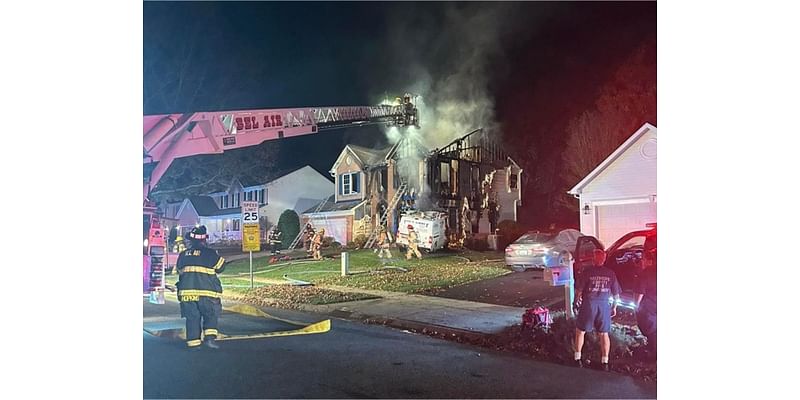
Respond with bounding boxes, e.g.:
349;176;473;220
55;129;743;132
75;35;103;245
302;129;523;246
567;122;657;246
255;165;334;226
168;165;333;243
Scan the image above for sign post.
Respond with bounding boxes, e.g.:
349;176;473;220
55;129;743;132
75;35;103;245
241;201;261;289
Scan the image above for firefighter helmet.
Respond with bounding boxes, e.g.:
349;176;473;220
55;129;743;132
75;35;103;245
188;225;208;240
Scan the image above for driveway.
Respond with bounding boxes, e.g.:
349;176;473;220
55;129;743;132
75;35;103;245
424;270;569;310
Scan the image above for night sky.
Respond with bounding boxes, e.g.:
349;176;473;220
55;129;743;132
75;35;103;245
144;1;656;226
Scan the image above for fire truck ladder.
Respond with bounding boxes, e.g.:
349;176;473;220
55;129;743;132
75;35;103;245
363;181;407;249
287;195;330;250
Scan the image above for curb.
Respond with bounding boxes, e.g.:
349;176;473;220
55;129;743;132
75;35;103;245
294;303;495;342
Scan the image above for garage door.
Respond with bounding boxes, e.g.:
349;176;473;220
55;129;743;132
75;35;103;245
309;217;348;244
596;201;656;246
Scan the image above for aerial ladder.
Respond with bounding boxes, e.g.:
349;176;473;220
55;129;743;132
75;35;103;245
143;95;420;300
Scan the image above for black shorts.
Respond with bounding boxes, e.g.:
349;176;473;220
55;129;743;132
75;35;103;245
576;301;612;333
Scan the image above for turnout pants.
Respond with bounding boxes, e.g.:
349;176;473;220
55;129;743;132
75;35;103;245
378;244;392;258
406;244;422;260
180;296;222;347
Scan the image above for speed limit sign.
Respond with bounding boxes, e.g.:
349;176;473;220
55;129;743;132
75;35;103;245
241;201;259;225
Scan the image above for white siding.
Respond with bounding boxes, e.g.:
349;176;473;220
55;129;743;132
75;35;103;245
577;127;657;239
259;166;334;225
491;164;522;223
176;202;199;228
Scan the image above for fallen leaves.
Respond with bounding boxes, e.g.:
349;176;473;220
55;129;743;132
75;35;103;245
240;285;380;310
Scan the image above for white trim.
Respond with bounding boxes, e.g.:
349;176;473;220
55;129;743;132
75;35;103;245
304;209;356;218
303;200;365;219
568;122;657;194
590;196;654;207
330;146;364;174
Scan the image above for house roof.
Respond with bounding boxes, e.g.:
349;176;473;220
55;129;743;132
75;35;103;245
567;122;657;195
347;144;393;167
204;165;333;193
186;196;241;217
302;195;364;214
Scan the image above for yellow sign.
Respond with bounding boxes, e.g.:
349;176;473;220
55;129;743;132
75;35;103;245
242;225;260;252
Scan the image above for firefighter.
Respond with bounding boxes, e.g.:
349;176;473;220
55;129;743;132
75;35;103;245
405;225;422;260
176;225;226;349
303;224;316;254
268;226;283;255
311;228;325;260
487;192;500;233
173;235;186;253
377;226;392;259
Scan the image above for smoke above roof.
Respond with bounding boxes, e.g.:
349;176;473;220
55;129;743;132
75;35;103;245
374;2;554;149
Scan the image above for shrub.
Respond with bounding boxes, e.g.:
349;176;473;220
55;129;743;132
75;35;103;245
277;210;300;249
546;313;644;363
497;219;526;249
350;234;368;249
465;236;490;251
321;236;335;248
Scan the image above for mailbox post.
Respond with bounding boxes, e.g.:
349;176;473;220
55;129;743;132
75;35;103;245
543;254;576;319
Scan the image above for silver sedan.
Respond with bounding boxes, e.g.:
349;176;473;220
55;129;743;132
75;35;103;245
505;229;583;271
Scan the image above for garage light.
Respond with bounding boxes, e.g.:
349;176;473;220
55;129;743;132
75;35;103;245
583;204;591;215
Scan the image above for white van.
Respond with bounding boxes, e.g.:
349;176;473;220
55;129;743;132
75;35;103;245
396;211;448;252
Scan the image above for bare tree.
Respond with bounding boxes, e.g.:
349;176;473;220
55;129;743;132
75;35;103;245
558;40;656;213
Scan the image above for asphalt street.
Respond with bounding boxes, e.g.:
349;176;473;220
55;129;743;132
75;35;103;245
143;300;655;399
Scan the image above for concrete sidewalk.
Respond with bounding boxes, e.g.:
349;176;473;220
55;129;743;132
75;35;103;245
296;284;527;338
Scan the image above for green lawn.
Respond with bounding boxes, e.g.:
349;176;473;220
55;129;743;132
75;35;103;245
168;248;509;296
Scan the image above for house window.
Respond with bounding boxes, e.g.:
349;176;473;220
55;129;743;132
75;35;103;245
233;219;240;231
234;193;240;207
260;189;267;205
340;172;360;195
222;196;229;209
510;173;518;190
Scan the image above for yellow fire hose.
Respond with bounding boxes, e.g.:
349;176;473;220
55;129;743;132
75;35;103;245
145;296;331;340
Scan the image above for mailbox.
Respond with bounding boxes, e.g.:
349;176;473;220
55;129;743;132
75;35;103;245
544;265;573;287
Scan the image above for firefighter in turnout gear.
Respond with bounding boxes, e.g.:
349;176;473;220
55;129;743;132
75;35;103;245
176;225;226;349
311;228;325;260
405;225;422;260
377;226;392;259
302;224;316;255
268;226;283;255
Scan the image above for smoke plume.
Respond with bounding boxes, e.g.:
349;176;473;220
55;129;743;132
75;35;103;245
377;3;546;149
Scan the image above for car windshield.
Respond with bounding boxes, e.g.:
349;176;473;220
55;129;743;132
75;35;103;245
515;232;556;244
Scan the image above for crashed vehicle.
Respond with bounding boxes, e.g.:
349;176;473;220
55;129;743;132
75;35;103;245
505;229;584;271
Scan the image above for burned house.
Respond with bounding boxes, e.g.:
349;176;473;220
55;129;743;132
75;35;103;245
302;128;522;246
422;128;522;242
